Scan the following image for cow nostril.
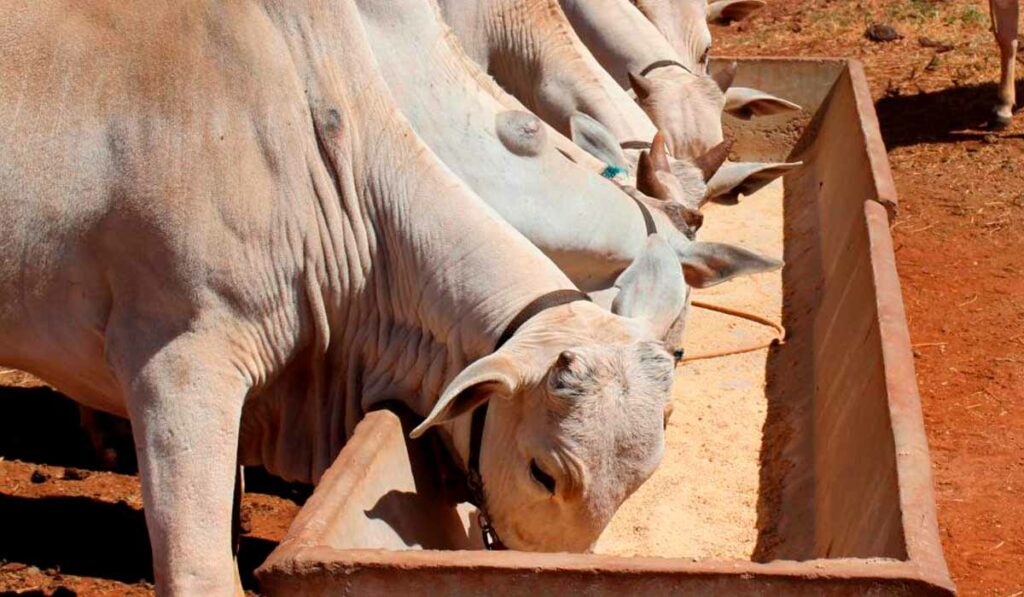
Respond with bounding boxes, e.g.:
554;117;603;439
530;459;557;495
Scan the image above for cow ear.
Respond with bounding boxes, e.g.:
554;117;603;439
628;72;655;101
679;241;781;289
612;235;686;337
636;150;672;199
712;61;737;93
724;87;801;120
570;112;628;170
704;161;802;204
410;353;519;439
707;0;766;24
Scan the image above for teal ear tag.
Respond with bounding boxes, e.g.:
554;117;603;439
601;165;626;179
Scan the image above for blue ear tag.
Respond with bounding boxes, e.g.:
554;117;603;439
601;165;626;179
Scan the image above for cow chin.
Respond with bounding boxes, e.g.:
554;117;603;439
491;508;604;553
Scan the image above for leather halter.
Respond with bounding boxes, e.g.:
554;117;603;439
467;289;592;550
629;195;657;236
620;140;652;151
639;59;694;77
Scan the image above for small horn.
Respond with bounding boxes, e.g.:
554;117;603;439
556;350;576;370
694;139;733;182
628;72;655;101
637;150;671;199
712;61;738;93
650;131;671;172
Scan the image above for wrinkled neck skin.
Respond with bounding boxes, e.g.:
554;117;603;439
437;0;655;143
630;0;711;72
355;0;687;293
247;0;575;481
559;0;696;86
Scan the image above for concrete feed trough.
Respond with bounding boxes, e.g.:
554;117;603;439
256;58;955;595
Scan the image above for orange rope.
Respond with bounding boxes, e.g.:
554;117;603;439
678;300;786;364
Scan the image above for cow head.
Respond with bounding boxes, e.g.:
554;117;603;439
410;235;781;551
628;66;731;161
411;236;685;551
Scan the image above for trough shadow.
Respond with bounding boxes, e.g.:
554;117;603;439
752;152;825;563
875;80;1024;148
0;382;307;589
365;490;472;550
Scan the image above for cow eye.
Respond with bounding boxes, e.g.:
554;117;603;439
530;459;557;495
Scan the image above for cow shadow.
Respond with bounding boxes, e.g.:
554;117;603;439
360;404;477;550
0;385;114;472
0;384;305;590
0;493;276;590
875;80;1024;148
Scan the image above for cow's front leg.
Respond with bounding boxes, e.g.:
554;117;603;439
991;0;1019;128
120;342;249;597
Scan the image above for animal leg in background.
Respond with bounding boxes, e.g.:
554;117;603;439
991;0;1019;127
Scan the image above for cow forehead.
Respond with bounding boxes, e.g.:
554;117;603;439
547;348;672;441
556;387;667;495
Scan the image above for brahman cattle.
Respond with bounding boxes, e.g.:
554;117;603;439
1;0;703;592
354;0;780;290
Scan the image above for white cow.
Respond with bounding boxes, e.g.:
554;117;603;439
559;0;800;160
436;0;793;207
1;0;694;592
354;0;779;293
435;0;692;171
633;0;716;72
990;0;1019;128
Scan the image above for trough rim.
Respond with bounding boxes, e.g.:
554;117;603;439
256;57;954;595
712;56;899;217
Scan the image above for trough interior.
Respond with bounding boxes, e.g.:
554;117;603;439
272;59;916;567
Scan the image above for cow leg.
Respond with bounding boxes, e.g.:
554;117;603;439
119;342;249;597
991;0;1019;128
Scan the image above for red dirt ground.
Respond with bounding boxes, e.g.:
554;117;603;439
716;1;1024;593
0;372;306;596
2;1;1022;595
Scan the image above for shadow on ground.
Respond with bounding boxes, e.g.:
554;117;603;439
0;493;276;589
0;385;308;590
0;386;119;472
876;80;1024;148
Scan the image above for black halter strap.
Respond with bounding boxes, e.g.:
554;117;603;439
620;140;652;151
468;289;592;550
630;195;657;236
494;289;593;350
639;59;694;78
